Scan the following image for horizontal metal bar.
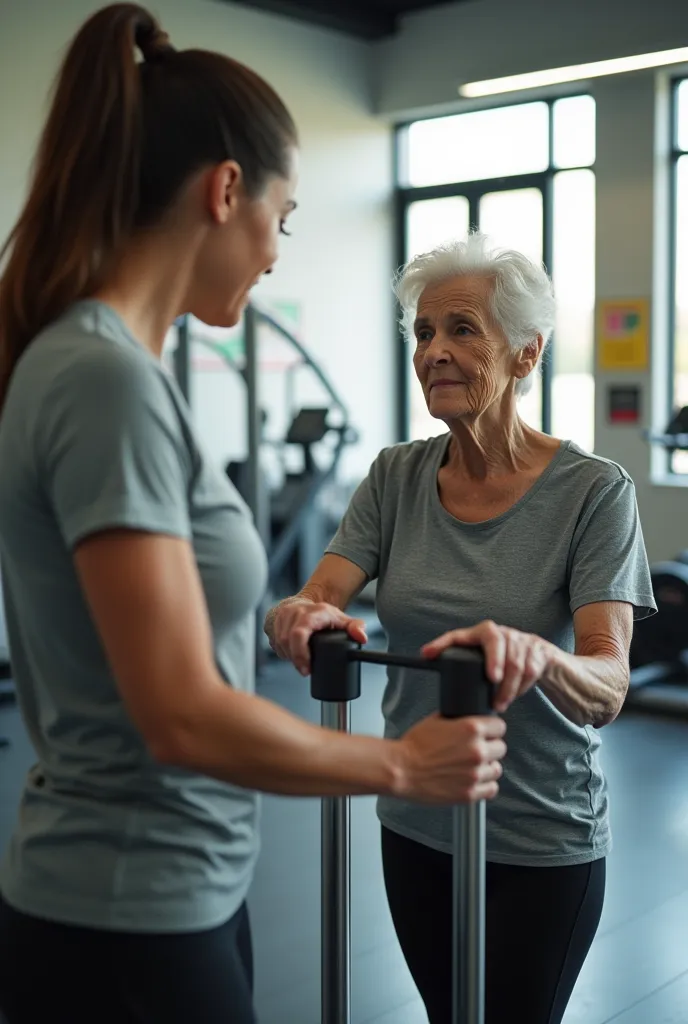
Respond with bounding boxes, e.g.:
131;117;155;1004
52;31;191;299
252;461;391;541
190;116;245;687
351;649;433;672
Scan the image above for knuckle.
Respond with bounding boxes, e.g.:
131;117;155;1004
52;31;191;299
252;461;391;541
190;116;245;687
468;739;486;765
463;718;482;740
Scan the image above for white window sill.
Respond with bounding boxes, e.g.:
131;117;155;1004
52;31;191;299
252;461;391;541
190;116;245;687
651;473;688;488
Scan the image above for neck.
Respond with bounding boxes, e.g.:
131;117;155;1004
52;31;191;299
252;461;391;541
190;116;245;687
445;398;546;480
92;223;203;357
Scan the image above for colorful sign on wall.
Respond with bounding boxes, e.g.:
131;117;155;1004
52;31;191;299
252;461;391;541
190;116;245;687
597;298;650;372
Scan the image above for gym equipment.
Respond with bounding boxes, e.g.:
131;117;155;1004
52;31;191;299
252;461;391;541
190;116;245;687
644;404;688;453
626;555;688;715
228;405;356;596
310;629;493;1024
625;408;688;715
173;304;360;596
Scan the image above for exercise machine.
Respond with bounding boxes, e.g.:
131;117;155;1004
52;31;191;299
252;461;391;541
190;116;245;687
228;405;357;597
626;555;688;714
625;406;688;714
310;629;493;1024
171;303;380;665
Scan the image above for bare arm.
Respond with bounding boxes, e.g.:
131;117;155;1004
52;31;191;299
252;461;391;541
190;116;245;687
264;554;369;674
423;601;633;728
75;532;506;803
539;602;632;728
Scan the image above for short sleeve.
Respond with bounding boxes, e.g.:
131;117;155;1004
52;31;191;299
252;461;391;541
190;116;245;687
36;345;193;550
325;456;384;580
568;474;656;621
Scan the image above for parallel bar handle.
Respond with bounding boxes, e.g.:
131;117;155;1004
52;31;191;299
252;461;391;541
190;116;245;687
310;629;494;716
310;628;494;1024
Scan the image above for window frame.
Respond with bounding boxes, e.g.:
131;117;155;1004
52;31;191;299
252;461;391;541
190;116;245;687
668;76;687;473
394;95;594;443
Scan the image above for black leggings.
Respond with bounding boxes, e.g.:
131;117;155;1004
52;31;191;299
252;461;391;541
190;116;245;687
381;826;605;1024
0;895;256;1024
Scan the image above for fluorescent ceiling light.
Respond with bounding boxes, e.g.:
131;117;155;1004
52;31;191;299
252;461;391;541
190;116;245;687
459;46;688;98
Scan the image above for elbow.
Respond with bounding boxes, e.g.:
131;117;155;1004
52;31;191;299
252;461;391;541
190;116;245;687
593;674;630;729
145;712;206;770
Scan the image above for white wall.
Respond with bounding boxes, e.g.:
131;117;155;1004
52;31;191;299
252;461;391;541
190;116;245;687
0;0;394;479
375;0;688;562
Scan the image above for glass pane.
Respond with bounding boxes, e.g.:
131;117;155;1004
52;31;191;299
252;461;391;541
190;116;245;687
677;80;688;152
406;198;472;441
407;103;549;187
553;96;596;169
551;170;596;452
673;155;688;472
478;187;544;429
406;196;471;260
478;187;543;264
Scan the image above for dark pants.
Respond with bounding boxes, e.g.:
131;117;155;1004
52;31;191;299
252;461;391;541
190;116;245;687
0;895;256;1024
381;826;606;1024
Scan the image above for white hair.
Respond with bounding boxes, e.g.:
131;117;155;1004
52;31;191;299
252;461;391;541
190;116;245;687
394;231;556;396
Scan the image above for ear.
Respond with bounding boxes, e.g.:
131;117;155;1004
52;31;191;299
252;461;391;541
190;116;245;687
514;334;544;379
205;160;243;226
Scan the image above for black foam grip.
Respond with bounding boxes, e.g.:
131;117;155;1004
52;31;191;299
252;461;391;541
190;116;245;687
438;647;494;718
310;630;361;703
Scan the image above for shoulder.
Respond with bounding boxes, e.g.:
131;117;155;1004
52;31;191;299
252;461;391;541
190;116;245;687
557;441;634;496
370;434;448;481
17;304;177;416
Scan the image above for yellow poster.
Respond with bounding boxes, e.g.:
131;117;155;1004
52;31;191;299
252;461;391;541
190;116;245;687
597;298;650;371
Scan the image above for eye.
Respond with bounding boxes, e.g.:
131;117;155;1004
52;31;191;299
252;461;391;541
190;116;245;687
280;221;292;237
455;323;473;336
416;328;433;343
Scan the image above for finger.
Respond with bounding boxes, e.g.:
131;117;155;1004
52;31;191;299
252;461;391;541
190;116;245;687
346;618;368;644
468;716;507;739
522;642;549;690
494;633;526;712
468;779;500;802
474;759;504;783
481;623;507;685
291;625;319;676
483;738;507;762
287;607;352;674
421;626;478;658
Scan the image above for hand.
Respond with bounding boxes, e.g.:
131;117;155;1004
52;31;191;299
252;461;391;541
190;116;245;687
422;620;556;714
397;714;507;804
270;599;368;676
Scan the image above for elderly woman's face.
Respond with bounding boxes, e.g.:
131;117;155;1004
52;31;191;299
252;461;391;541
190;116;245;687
413;275;517;422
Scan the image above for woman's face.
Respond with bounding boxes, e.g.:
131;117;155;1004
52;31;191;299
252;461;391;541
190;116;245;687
412;274;538;424
190;146;299;328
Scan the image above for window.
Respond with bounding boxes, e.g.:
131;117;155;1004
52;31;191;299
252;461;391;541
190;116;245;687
396;97;596;451
670;79;688;473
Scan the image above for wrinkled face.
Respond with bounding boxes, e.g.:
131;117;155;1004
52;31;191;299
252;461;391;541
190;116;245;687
412;275;537;423
190;146;299;327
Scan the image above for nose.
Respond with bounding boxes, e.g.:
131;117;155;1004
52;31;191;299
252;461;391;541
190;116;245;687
424;333;452;367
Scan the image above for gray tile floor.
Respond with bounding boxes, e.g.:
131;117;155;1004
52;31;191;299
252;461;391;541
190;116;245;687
2;662;688;1023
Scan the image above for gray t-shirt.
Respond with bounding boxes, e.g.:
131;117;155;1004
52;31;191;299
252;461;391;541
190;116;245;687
0;300;267;932
327;435;656;866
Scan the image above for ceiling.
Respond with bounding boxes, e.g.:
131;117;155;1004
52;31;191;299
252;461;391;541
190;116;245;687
223;0;461;40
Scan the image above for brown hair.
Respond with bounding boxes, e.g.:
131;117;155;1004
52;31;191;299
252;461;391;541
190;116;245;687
0;2;297;408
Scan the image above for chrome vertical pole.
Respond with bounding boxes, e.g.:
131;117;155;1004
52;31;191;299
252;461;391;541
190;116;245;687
454;802;486;1024
320;701;351;1024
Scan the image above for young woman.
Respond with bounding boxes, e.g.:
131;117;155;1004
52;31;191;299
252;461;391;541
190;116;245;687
0;5;506;1023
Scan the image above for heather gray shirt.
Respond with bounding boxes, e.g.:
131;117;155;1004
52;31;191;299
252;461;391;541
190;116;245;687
0;300;267;932
327;435;655;865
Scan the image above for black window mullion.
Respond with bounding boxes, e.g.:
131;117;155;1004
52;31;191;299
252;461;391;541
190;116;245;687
393;97;602;441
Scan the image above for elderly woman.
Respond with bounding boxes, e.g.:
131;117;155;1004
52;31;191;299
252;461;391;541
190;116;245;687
265;232;656;1024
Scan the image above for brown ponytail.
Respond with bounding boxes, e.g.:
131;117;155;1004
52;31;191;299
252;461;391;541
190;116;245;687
0;3;297;410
